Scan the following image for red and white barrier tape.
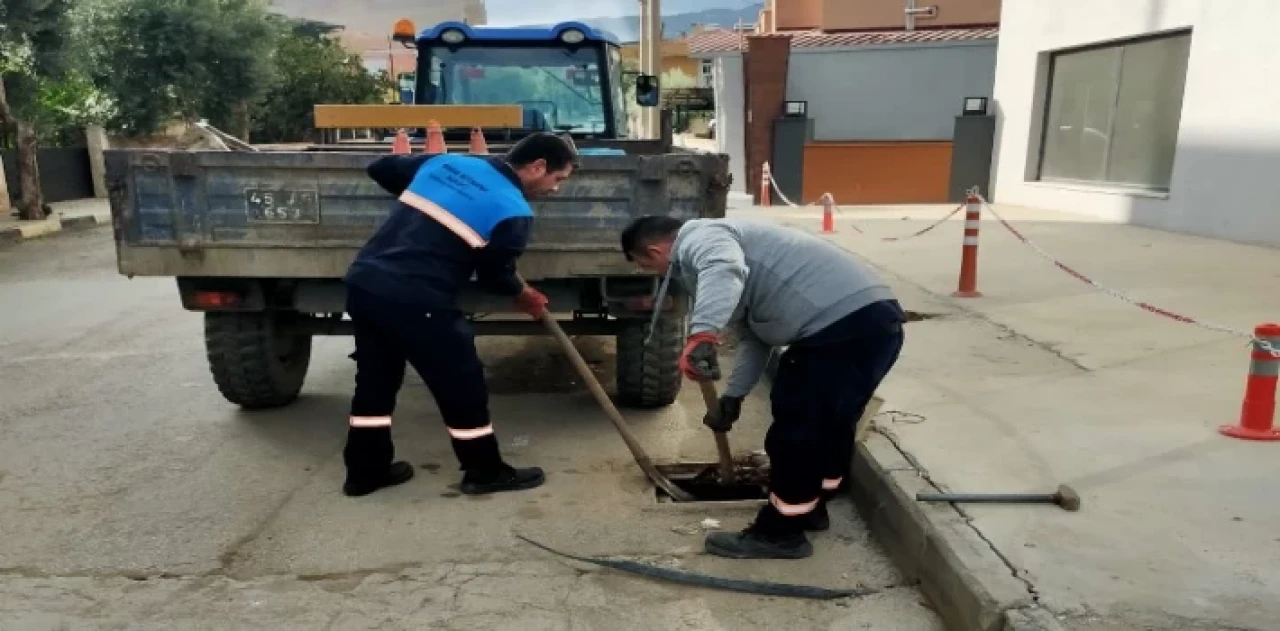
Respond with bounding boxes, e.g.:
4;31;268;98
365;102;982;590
765;170;819;208
880;202;966;242
974;194;1280;358
765;171;864;233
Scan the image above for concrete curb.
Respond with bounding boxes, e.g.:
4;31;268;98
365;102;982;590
849;434;1062;631
0;210;110;246
764;350;1063;631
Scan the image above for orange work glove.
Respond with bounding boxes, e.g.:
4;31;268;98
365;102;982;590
679;331;721;381
514;285;549;318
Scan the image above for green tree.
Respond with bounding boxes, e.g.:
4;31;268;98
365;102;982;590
95;0;278;138
251;19;389;143
0;0;74;219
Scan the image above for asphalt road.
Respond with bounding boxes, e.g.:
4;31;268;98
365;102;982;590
0;227;941;630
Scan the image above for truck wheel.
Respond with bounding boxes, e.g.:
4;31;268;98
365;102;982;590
205;312;312;410
615;316;684;409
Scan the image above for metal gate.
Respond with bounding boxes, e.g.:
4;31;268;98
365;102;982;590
2;148;95;205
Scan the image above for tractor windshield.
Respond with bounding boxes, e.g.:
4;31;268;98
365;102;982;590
419;44;615;136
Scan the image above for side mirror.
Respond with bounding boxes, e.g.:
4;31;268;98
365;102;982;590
635;74;660;107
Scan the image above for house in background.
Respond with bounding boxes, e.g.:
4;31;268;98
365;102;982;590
691;0;1000;204
340;31;418;98
989;0;1280;247
620;32;710;88
329;0;489;102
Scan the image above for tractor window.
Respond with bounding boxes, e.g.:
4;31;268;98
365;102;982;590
424;45;609;134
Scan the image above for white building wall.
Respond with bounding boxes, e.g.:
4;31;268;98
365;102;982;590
712;54;747;193
991;0;1280;246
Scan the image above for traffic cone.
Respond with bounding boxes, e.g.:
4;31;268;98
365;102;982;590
1219;324;1280;441
424;120;446;155
952;192;983;298
391;129;410;154
469;128;488;154
821;193;836;233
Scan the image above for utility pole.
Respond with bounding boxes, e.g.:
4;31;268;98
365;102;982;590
639;0;662;139
637;0;648;139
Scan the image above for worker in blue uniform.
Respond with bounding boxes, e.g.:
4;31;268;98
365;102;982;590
340;132;579;498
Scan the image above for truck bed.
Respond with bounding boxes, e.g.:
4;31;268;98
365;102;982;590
104;149;730;280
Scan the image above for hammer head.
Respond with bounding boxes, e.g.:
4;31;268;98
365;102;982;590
1055;484;1081;511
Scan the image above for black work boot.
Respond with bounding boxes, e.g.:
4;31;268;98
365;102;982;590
459;464;546;495
803;500;830;532
704;505;813;559
343;427;415;497
343;461;416;497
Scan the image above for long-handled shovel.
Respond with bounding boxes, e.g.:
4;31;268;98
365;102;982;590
537;312;694;502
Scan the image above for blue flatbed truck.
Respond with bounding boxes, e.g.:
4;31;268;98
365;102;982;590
104;21;730;411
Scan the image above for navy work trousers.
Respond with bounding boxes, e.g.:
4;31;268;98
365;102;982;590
343;286;502;483
758;300;906;533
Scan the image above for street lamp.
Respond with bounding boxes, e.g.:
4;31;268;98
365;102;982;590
962;97;989;116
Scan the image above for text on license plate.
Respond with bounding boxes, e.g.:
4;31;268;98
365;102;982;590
245;188;320;224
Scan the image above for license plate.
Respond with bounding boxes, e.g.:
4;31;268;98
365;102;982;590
245;188;320;224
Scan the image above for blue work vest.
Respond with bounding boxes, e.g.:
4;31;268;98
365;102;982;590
397;154;532;248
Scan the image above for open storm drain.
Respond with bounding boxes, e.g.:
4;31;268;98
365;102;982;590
653;461;770;503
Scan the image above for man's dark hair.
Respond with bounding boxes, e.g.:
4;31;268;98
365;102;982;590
506;132;579;172
620;215;686;261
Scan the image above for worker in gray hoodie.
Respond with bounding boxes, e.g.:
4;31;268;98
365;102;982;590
620;216;906;559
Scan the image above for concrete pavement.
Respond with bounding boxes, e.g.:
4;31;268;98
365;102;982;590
0;227;941;629
752;201;1280;630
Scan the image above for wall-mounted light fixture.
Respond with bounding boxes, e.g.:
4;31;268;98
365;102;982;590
962;97;989;116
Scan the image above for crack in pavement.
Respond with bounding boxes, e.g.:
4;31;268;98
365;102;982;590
872;425;1045;612
213;445;336;580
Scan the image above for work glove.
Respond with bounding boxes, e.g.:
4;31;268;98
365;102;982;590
703;395;743;433
514;285;549;319
679;331;721;381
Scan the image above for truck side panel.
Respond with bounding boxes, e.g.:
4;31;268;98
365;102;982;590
107;150;730;274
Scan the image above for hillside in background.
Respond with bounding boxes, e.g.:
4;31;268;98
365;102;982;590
265;0;759;40
523;5;761;41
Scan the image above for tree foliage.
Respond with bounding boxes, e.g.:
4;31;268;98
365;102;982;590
81;1;387;141
1;0;79;219
0;0;73;117
251;19;390;143
91;0;277;137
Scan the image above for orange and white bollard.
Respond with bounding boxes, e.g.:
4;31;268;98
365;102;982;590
821;193;836;234
760;162;772;206
390;129;411;154
1219;324;1280;441
468;127;488;154
952;192;983;298
424;120;446;155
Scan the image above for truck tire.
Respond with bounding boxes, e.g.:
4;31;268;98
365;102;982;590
204;312;312;410
615;316;684;409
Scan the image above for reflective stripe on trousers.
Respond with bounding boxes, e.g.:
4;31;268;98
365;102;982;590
349;415;392;428
447;424;495;440
770;493;820;516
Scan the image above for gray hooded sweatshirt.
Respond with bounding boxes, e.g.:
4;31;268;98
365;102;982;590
668;218;896;397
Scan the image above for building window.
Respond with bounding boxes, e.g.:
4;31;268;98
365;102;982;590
1037;31;1192;191
700;59;713;87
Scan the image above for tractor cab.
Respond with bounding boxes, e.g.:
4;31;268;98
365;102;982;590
393;20;654;143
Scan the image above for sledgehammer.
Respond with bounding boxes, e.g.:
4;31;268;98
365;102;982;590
915;484;1081;512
